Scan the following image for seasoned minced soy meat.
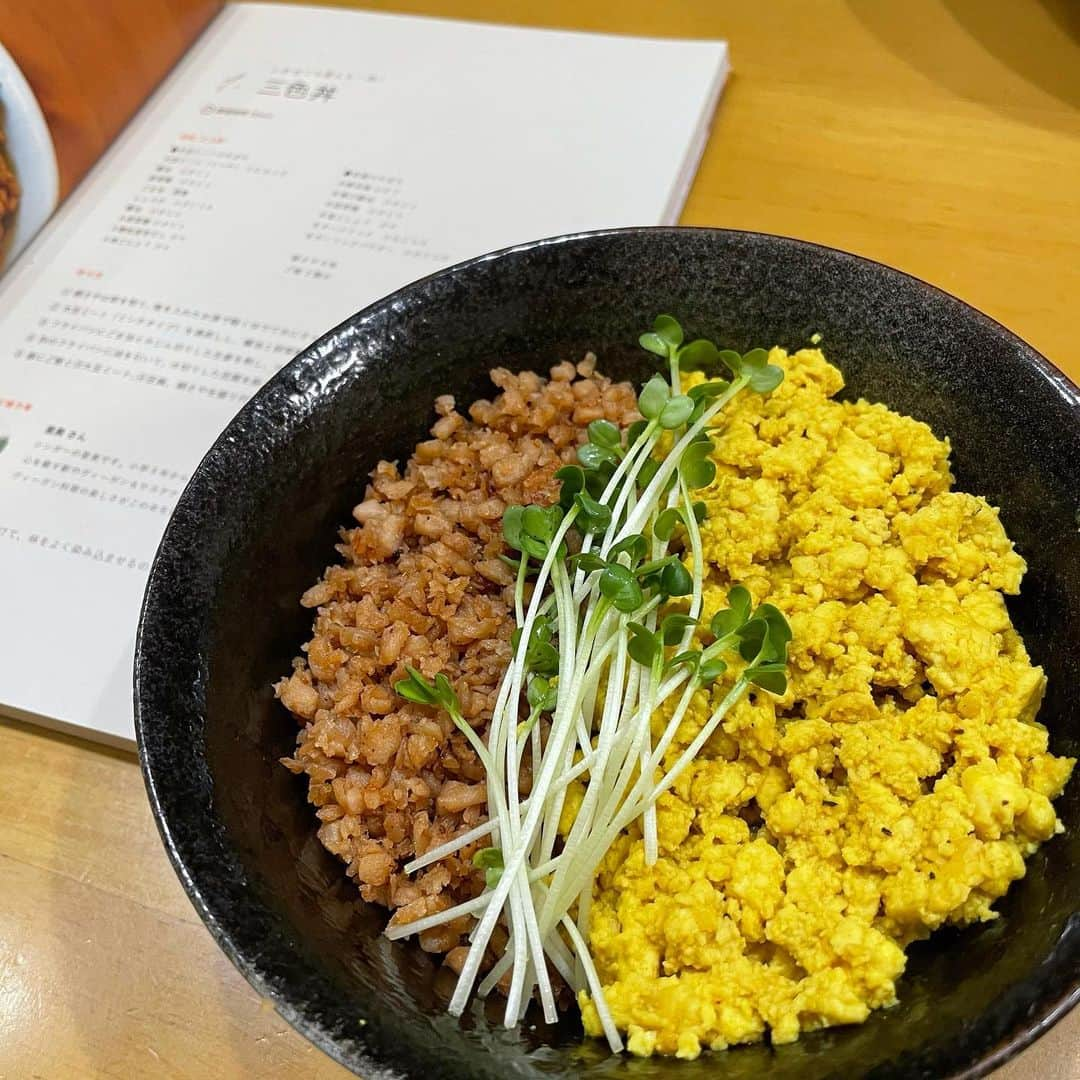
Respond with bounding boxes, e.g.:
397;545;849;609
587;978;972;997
279;346;1073;1054
277;359;639;961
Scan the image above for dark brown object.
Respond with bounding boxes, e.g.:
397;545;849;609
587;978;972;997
277;360;638;957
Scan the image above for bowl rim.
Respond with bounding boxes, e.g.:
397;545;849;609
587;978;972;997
0;41;60;265
136;224;1080;1080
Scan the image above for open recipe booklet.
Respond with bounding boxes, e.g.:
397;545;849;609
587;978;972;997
0;2;729;745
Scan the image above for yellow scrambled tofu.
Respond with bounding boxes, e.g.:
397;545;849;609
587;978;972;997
579;348;1074;1059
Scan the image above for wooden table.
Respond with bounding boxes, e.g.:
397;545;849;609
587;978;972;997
1;1;1078;1076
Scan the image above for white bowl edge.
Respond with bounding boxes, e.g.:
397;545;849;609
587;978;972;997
0;39;59;266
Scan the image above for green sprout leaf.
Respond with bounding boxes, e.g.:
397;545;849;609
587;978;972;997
584;458;616;499
692;500;708;524
748;364;785;393
745;662;788;696
639;331;668;358
654;506;684;542
522;505;559;540
665;649;701;674
755;603;793;663
473;846;503;868
570;551;607;574
679;439;716;490
637;375;671;421
526;640;559;677
517;504;564;560
710;608;742;640
599;562;644;613
502;505;525;552
587;419;622;451
472;846;505;889
736;617;768;662
627;622;661;667
659;560;693;597
710;587;752;640
434;673;459;708
659;395;695;430
609;533;648;566
521;505;551;539
661;613;697;646
637;456;660;490
578;442;617;471
394;666;440;707
513;617;559;676
574;491;613;534
555;465;585;509
698;656;728;685
637;554;673;587
626;419;650;447
526;675;558;713
395;667;463;719
519;534;549;560
718;349;744;377
677;338;720;371
652;314;684;350
728;585;752;622
687;379;731;403
740;348;769;371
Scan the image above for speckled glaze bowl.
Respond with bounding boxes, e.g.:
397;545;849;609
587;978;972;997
136;228;1080;1080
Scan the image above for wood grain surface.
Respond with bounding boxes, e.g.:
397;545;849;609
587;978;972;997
0;1;1078;1077
0;0;221;197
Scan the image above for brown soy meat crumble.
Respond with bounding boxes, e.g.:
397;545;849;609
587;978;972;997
277;358;638;966
0;128;19;263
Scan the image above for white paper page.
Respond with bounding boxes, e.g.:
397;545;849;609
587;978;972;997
0;2;728;744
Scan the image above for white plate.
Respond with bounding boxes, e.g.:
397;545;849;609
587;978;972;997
0;40;59;266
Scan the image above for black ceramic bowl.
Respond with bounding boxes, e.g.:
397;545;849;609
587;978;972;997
136;228;1080;1080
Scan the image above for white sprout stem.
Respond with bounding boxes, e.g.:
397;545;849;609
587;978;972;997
681;477;706;624
593;430;663;566
537;665;717;937
626;678;749;825
607;679;749;855
572;421;659;591
403;750;597;876
637;608;662;866
647;671;705;778
537;604;622;867
384;892;493;941
563;914;623;1053
427;359;774;1039
478;882;576;997
617;379;748;543
513;554;528;626
503;625;548;1022
640;469;678;869
547;619;629;888
448;567;608;1017
405;820;496;875
384;855;567;942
